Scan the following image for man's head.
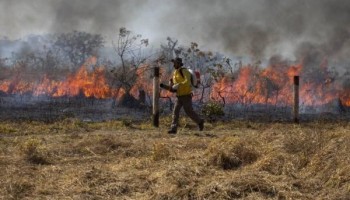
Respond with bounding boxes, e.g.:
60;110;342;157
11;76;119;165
171;57;183;69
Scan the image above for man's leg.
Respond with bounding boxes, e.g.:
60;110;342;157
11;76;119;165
182;95;204;131
169;97;182;133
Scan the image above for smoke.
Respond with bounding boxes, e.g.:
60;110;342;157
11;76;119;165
1;0;350;65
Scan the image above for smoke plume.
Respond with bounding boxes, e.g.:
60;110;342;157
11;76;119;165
0;0;350;65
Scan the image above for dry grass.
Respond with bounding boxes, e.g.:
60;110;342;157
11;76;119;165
0;118;349;199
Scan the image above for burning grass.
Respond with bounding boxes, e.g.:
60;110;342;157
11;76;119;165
0;118;349;199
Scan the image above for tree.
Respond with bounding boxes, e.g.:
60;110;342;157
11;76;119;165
159;37;178;72
54;31;104;68
111;27;150;107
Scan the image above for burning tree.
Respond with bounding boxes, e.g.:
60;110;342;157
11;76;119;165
1;29;350;121
111;27;150;107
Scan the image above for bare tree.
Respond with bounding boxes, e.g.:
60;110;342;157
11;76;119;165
111;27;150;107
159;37;178;72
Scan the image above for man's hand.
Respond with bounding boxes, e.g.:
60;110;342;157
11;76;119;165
172;84;179;90
159;83;176;93
169;84;179;92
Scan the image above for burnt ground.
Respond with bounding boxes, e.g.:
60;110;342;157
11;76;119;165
0;95;149;122
1;95;350;123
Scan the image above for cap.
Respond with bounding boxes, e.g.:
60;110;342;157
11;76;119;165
171;57;183;66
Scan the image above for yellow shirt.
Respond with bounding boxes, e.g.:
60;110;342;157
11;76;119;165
172;68;192;96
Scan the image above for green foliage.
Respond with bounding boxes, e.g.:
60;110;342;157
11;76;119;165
201;101;224;121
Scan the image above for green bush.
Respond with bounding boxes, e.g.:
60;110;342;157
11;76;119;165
201;101;224;122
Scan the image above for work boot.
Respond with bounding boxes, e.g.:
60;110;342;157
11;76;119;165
198;120;204;131
167;126;177;134
167;128;177;134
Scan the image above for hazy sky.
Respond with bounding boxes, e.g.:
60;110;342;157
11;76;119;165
1;0;350;62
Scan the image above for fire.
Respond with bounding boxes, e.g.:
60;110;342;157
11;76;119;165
211;62;343;107
1;55;350;109
131;65;173;99
0;80;10;93
0;57;118;99
340;89;350;106
212;65;291;105
287;64;302;77
49;65;112;98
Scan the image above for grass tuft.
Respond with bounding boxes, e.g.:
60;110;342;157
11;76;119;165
6;181;34;200
152;142;171;161
18;138;50;165
206;136;259;170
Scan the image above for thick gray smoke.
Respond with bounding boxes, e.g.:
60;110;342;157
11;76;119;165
1;0;350;64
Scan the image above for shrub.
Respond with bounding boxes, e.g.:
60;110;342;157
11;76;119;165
121;118;133;127
201;101;224;122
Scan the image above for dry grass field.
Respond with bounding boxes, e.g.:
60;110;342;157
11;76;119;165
0;117;349;199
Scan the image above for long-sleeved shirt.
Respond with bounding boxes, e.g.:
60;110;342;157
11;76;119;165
172;67;192;96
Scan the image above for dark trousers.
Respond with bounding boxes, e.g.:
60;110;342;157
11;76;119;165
171;94;202;128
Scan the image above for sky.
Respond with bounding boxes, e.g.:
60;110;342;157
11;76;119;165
1;0;350;64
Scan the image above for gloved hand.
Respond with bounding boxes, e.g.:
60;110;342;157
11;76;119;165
172;84;179;90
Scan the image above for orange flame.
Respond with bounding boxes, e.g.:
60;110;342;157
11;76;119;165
0;57;119;99
1;56;350;108
211;62;343;107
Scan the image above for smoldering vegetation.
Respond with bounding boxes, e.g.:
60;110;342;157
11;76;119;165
1;1;350;121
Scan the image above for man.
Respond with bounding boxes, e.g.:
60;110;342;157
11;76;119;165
164;57;204;134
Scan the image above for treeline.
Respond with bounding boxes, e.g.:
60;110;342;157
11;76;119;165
0;28;234;105
2;28;348;112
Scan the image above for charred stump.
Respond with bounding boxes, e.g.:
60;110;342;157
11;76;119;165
338;98;347;113
118;92;144;109
139;89;146;105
